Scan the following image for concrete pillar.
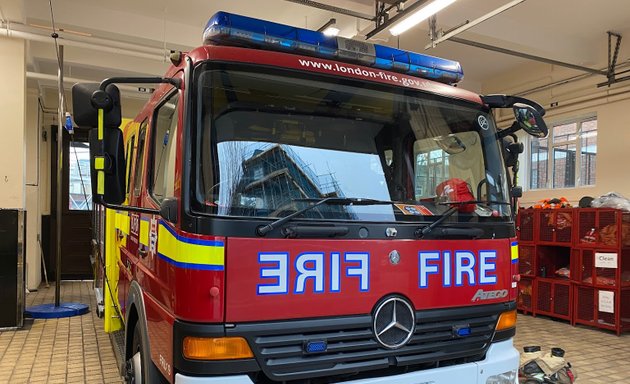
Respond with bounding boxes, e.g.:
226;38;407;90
0;36;26;209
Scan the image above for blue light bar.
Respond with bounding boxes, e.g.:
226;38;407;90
203;12;463;85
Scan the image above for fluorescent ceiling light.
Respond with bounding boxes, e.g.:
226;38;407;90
390;0;457;36
323;26;340;36
318;18;339;37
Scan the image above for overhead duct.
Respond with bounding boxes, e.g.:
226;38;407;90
26;72;152;99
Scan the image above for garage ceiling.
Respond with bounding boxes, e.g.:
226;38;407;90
3;0;630;100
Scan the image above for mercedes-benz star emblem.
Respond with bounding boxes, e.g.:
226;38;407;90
477;115;489;130
373;297;415;349
389;250;400;265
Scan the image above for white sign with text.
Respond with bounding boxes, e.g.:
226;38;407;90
598;290;615;314
595;252;617;269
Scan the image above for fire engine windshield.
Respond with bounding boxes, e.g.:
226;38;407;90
194;64;511;223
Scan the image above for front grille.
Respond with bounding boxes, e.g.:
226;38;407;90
230;302;513;383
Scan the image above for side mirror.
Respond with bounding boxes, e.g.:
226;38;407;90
72;83;122;128
74;82;125;205
160;198;178;223
513;103;548;138
481;94;549;139
88;127;125;205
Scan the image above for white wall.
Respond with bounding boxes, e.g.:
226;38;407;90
483;57;630;207
0;37;26;209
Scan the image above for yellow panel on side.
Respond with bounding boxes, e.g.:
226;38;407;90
140;218;150;246
104;208;123;333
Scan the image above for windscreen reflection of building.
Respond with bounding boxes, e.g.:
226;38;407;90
233;144;354;219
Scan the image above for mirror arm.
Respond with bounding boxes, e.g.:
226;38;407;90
482;94;546;116
497;121;521;139
100;77;182;91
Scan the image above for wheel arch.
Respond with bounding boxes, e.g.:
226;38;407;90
125;281;151;362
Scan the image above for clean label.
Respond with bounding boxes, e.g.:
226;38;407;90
595;252;617;269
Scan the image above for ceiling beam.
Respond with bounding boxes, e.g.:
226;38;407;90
284;0;375;21
448;36;607;76
425;0;526;49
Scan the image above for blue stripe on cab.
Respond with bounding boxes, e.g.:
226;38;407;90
159;220;225;247
157;253;225;271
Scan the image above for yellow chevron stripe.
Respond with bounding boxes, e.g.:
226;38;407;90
157;222;224;269
511;242;519;262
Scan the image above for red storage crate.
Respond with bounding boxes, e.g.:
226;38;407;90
573;248;594;285
538;209;574;245
622;289;630;332
573;284;630;335
517;208;630;334
517;277;535;314
534;278;572;321
576;208;630;249
536;279;552;314
574;284;595;325
517;209;536;243
553;282;571;317
536;245;571;279
518;244;536;276
574;248;630;288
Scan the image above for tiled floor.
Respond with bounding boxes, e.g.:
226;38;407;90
1;282;629;383
0;281;123;384
514;314;630;384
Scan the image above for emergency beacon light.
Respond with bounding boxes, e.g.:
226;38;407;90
203;12;464;85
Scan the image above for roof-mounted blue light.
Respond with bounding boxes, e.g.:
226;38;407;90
203;12;463;85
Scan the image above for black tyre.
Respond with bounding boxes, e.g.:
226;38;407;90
129;325;162;383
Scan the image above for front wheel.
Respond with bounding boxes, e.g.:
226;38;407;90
126;325;161;383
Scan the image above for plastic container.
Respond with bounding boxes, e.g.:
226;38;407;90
551;347;565;357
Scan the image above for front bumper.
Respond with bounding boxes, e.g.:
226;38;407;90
174;338;518;384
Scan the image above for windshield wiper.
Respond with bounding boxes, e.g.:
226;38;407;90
437;200;510;206
416;206;459;238
256;197;395;236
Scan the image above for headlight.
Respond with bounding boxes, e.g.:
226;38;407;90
486;369;517;384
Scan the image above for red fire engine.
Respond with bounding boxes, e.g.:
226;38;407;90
72;11;548;384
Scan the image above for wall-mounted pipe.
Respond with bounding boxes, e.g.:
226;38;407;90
1;26;166;61
27;72;151;101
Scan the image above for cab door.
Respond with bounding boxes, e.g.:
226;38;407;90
136;79;183;382
119;120;148;314
138;87;181;291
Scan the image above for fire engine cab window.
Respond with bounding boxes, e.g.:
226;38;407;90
196;66;510;222
151;92;180;203
133;121;147;197
125;135;135;199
